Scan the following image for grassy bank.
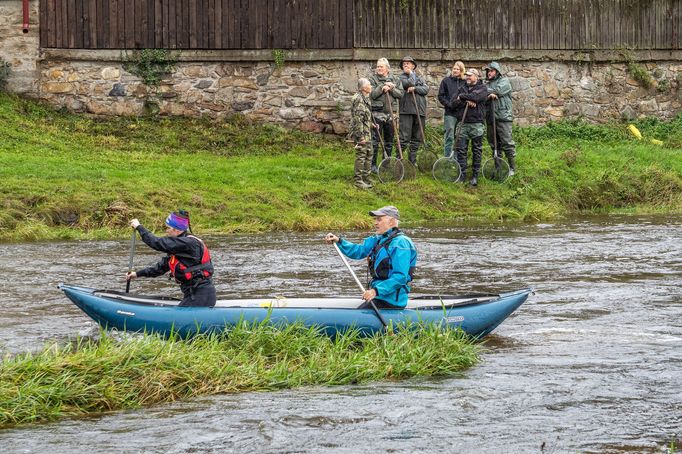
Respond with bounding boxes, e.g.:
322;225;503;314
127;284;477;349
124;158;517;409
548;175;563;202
1;92;681;241
0;322;479;427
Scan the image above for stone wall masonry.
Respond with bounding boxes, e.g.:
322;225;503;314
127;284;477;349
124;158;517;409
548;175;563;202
0;0;39;94
35;57;682;134
1;0;681;131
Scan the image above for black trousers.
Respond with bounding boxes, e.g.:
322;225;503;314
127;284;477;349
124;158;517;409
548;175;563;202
371;116;395;167
179;281;217;307
358;299;401;309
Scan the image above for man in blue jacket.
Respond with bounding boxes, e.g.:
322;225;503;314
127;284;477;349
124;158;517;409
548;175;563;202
324;205;417;309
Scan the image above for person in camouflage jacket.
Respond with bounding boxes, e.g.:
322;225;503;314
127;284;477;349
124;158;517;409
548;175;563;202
349;78;375;189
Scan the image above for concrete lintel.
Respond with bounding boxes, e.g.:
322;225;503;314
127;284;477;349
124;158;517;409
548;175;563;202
39;48;682;63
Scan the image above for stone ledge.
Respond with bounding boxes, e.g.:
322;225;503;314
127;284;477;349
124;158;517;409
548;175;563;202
39;48;682;63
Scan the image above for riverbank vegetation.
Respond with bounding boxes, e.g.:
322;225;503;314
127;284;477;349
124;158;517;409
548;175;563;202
0;322;479;427
1;92;681;241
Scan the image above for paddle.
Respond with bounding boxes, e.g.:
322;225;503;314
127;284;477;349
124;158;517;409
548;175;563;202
125;229;136;293
332;242;388;329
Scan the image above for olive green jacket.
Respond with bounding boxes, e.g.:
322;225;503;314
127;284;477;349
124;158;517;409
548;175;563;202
368;73;404;117
486;75;514;122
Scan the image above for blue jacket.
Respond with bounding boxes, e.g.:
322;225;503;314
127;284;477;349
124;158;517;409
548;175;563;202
338;228;417;308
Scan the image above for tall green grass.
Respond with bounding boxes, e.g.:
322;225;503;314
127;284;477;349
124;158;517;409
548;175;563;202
1;92;681;241
0;322;479;427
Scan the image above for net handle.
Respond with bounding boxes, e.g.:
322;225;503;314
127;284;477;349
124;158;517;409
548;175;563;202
451;104;469;159
385;92;405;161
373;123;389;159
491;98;498;159
412;91;426;149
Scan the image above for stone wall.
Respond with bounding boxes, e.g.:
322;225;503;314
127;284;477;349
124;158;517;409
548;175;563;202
36;55;682;133
2;1;681;131
0;0;39;94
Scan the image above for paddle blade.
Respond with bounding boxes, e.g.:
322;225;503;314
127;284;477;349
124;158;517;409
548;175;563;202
432;157;461;183
482;156;511;183
402;160;417;180
378;157;404;183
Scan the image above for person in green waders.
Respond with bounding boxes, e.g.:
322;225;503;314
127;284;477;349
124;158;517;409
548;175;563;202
125;210;217;307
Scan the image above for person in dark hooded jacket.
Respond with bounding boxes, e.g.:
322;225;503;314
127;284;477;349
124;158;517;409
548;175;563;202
437;60;467;157
452;68;488;186
485;61;517;175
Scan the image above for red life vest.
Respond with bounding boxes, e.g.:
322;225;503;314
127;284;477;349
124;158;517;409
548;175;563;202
168;235;213;284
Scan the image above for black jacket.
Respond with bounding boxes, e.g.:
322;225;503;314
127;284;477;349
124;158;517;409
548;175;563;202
398;72;429;116
438;76;466;116
452;80;488;123
135;226;214;291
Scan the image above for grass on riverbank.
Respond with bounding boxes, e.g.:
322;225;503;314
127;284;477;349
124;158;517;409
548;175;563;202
1;92;681;241
0;322;479;427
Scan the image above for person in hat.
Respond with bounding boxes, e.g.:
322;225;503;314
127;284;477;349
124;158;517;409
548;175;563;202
452;67;488;186
438;61;467;157
485;61;517;175
126;210;217;307
349;78;375;189
324;205;417;309
398;56;429;165
368;58;404;172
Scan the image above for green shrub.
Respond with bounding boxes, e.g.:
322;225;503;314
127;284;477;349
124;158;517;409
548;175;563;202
122;49;177;87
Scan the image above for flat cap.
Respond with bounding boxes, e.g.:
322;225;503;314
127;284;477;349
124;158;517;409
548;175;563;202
368;205;400;220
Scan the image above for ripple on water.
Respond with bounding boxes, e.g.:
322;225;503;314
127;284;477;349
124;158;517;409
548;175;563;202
0;217;681;452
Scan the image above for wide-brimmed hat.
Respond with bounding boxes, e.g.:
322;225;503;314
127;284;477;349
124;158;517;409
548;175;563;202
369;205;400;220
400;56;417;70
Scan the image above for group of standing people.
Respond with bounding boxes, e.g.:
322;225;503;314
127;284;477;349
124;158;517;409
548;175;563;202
350;57;517;188
349;56;429;189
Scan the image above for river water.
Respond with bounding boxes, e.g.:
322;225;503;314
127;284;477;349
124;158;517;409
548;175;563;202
0;217;680;453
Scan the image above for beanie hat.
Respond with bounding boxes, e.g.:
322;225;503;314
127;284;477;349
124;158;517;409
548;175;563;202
165;211;189;231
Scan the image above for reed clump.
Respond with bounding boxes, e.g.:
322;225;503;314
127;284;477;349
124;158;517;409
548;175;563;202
0;322;479;427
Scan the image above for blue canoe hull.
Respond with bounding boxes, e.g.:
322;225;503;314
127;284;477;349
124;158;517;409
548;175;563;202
58;284;532;338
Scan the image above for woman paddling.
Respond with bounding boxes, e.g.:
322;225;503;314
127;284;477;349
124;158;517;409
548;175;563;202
125;211;217;307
